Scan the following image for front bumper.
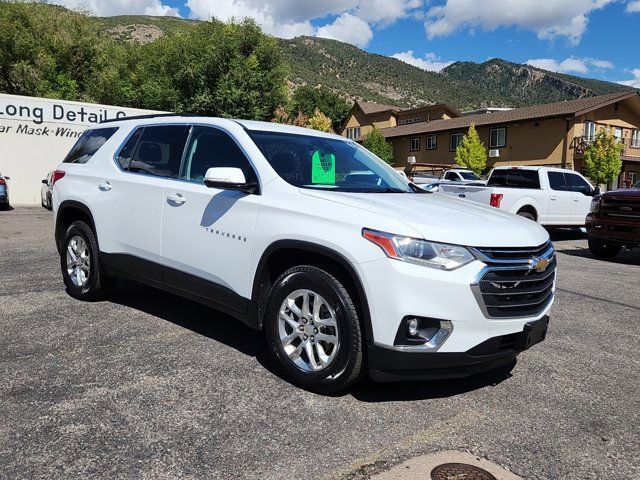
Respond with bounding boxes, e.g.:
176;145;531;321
586;213;640;246
369;316;549;381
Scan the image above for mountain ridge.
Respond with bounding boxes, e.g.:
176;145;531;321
94;15;638;111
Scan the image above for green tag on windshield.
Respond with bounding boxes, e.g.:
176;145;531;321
311;150;336;184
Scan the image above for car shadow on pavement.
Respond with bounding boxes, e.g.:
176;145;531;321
107;280;516;402
346;362;516;402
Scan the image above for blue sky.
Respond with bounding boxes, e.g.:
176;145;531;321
51;0;640;87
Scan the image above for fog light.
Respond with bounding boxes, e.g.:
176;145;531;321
407;318;419;336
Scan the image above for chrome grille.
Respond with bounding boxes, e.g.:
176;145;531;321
470;242;556;319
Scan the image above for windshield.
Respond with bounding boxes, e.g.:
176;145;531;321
459;171;480;180
249;131;413;193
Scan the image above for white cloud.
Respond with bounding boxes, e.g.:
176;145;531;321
424;0;613;45
316;13;373;47
186;0;422;44
49;0;180;16
617;69;640;88
626;0;640;13
391;50;453;72
526;57;614;74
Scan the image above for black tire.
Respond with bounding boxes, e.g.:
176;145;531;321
517;211;535;221
264;265;365;393
588;236;621;259
47;194;53;210
60;220;113;300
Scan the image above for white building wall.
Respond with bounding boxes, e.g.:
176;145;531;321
0;94;162;205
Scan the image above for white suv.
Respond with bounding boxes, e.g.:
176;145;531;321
52;115;555;392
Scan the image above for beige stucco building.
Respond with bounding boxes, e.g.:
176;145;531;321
340;92;640;187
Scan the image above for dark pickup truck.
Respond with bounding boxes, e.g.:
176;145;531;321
586;187;640;259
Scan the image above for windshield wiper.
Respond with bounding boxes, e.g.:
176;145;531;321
365;187;409;193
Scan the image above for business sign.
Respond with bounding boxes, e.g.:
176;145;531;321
0;93;163;205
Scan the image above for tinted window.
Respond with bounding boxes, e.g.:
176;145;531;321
565;173;591;195
488;169;541;189
459;171;479;180
63;127;118;164
181;127;257;184
117;125;189;178
249;131;412;193
547;172;566;191
445;172;458;180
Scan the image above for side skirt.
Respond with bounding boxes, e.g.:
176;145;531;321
100;252;259;330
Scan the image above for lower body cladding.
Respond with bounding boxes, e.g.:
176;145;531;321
357;257;555;381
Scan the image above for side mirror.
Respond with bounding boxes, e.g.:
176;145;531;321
592;186;601;196
204;167;258;194
4;176;9;181
42;179;48;184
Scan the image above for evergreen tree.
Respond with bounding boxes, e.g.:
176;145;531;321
455;124;487;175
362;127;394;165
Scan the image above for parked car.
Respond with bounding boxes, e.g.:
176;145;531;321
438;166;598;227
405;164;485;185
441;168;485;183
41;171;54;210
0;172;10;209
586;186;640;259
52;116;555;392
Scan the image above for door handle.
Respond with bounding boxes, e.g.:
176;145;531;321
167;193;186;205
98;181;112;191
550;197;557;201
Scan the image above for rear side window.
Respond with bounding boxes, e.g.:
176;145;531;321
63;127;118;164
547;172;566;191
488;169;540;189
116;125;189;178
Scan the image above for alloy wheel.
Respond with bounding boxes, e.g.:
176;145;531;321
66;235;90;288
278;289;339;372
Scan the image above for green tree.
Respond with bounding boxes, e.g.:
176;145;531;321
291;85;351;129
132;18;288;120
306;108;333;132
454;124;487;175
584;127;624;187
362;127;394;165
0;2;105;100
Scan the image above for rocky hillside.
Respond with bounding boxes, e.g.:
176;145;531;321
97;16;636;111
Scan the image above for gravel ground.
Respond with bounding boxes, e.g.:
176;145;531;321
1;207;638;479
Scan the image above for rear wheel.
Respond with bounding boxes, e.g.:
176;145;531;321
60;221;113;300
264;265;364;393
588;236;621;259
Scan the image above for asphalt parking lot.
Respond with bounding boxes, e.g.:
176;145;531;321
1;207;639;479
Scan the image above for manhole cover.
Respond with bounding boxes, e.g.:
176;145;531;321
431;463;497;480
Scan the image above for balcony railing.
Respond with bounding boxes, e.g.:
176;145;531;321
572;136;640;158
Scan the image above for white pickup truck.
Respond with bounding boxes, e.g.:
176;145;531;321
438;166;599;227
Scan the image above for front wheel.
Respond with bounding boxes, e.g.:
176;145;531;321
588;236;621;259
264;265;364;393
60;221;113;300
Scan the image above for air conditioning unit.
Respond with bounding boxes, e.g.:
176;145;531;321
489;149;500;158
407;156;416;164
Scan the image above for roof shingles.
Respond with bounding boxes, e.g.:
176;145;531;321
379;92;639;139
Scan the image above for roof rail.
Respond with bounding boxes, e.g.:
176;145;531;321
100;112;200;124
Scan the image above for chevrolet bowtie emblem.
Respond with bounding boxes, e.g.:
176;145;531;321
531;257;550;272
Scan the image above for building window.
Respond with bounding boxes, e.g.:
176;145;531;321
426;134;437;150
346;127;360;140
584;121;596;141
450;132;464;151
410;137;420;151
489;127;506;148
631;129;639;148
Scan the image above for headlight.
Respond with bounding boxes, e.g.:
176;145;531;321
590;197;601;213
362;228;475;270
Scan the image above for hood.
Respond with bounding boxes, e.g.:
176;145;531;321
602;188;640;199
300;190;549;248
